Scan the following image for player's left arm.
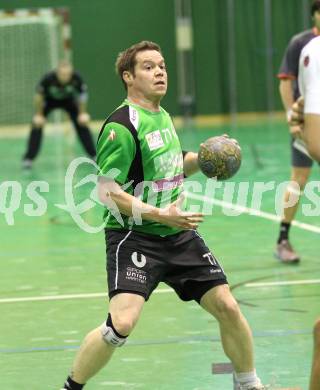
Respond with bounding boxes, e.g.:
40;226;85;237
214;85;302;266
74;72;90;115
78;100;88;114
78;88;88;114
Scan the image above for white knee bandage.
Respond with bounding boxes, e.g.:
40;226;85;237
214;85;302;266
101;320;127;347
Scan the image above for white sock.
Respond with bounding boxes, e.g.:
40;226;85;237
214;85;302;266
234;370;262;386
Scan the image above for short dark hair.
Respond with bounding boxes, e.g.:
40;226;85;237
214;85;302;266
115;41;162;90
311;0;320;16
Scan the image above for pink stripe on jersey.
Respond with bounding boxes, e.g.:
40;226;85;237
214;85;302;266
152;173;184;193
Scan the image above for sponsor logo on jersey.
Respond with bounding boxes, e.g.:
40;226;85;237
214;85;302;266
152;173;184;192
154;150;183;177
107;129;116;141
304;55;309;67
146;130;165;151
129;106;139;129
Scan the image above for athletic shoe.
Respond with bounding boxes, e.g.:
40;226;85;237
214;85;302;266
22;158;33;170
233;373;269;389
275;240;300;264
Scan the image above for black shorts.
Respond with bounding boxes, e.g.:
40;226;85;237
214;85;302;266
291;137;313;168
105;229;228;304
43;99;79;119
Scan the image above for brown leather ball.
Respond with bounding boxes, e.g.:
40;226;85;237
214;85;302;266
198;136;242;180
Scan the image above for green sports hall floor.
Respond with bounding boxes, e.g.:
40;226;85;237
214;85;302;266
0;119;319;390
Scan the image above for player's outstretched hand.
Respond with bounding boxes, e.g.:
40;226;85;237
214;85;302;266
33;114;45;127
78;112;91;125
157;193;204;230
289;125;304;139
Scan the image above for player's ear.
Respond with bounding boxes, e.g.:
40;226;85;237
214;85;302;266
123;71;133;86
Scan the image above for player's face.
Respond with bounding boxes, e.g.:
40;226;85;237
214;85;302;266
57;65;73;84
130;50;167;100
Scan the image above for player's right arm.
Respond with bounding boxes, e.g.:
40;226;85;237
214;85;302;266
34;93;45;114
74;73;89;112
279;79;294;113
99;178;204;229
98;178;203;230
97;123;203;230
278;36;303;138
279;79;302;137
32;75;48;126
32;93;45;127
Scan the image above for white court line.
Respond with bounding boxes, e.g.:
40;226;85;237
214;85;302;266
0;288;173;304
245;279;320;288
186;192;320;234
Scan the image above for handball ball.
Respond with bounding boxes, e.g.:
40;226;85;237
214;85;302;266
198;135;242;180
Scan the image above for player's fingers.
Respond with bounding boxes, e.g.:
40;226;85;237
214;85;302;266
292;114;304;123
290;124;302;131
187;215;204;221
180;222;198;229
186;216;204;223
292;101;304;115
33;114;45;126
230;138;240;147
292;131;302;139
297;96;304;108
182;212;204;218
292;108;304;118
290;113;304;126
188;223;199;229
200;143;210;151
291;111;302;120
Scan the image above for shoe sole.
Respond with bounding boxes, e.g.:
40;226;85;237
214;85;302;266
274;252;300;264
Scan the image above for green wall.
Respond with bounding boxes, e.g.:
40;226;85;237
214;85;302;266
1;0;311;118
192;0;309;114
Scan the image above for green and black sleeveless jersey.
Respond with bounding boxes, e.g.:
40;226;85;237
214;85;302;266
37;71;87;102
97;99;184;236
